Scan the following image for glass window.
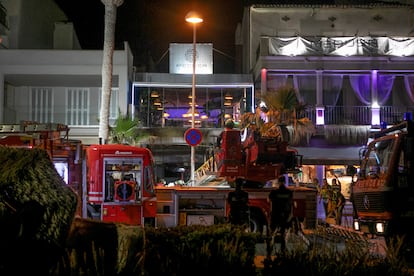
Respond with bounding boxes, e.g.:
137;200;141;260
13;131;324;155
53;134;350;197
363;137;395;177
102;157;143;202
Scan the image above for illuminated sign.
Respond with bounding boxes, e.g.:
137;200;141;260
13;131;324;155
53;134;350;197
169;43;213;74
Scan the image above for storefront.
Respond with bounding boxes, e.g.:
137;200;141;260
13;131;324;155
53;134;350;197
131;72;255;128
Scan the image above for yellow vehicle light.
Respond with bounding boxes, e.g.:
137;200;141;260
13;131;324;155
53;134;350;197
353;221;360;231
375;223;385;233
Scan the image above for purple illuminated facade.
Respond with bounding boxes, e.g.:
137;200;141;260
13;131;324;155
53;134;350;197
244;4;414;127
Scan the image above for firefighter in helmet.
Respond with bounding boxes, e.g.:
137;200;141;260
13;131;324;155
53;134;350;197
217;119;235;147
227;178;249;226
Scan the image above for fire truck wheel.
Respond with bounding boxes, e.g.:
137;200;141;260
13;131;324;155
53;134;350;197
249;210;265;234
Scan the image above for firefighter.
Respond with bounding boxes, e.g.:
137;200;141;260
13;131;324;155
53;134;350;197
217;119;235;147
318;178;330;219
331;177;342;193
268;176;293;251
333;187;346;225
227;178;249;226
243;122;260;164
326;184;336;223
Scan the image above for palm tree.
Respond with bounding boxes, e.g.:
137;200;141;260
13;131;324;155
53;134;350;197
99;0;124;144
241;86;316;145
109;111;151;145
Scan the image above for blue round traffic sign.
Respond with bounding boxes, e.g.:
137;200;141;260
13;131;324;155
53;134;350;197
184;128;203;146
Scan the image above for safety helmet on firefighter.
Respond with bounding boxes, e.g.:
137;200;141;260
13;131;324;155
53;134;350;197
225;119;235;129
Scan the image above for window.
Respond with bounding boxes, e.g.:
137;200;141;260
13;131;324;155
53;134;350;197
103;157;143;202
363;137;395;178
66;88;90;125
30;87;53;123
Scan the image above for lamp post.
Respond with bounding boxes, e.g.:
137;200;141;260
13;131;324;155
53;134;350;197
185;11;203;186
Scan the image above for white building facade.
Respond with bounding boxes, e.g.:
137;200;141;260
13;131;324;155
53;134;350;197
0;0;133;144
242;3;414;126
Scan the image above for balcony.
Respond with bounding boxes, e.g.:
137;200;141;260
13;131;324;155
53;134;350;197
300;105;414;126
128;105;414;157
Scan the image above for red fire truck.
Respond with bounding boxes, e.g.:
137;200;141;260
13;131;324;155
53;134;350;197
85;144;157;226
352;116;414;260
154;126;317;234
0;122;157;226
0;121;83;197
0;121;316;232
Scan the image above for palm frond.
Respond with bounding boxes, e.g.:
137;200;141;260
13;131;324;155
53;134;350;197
109;111;148;145
257;86;316;145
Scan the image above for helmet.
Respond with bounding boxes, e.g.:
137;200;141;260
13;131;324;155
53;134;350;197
225;119;234;129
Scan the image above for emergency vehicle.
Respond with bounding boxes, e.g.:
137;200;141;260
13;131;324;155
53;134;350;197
85;144;157;226
0;121;317;232
352;115;414;260
157;125;317;233
0;121;157;226
0;121;83;196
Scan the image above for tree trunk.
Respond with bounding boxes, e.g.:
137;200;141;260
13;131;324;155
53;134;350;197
99;0;124;143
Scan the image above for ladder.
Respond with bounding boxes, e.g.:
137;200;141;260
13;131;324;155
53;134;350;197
194;156;218;185
0;121;69;133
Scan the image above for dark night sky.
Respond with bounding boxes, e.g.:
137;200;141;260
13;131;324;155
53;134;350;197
54;0;247;73
55;0;363;72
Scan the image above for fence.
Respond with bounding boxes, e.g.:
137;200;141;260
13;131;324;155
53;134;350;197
301;106;414;126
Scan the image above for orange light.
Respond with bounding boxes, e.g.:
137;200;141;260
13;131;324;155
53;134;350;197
185;11;203;24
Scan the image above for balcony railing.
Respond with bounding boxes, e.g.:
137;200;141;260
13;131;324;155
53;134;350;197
301;106;414;126
141;105;413;128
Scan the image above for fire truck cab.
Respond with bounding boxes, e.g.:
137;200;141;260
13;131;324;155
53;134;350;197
0;121;83;196
352;116;414;261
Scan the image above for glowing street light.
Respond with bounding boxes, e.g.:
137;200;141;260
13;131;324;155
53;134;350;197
185;11;203;186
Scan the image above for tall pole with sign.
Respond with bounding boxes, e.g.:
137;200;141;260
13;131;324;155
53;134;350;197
185;11;203;186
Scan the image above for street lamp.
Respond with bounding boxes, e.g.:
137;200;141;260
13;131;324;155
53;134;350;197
185;11;203;186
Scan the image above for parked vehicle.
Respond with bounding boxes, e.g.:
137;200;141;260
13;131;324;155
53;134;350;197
0;122;157;225
352;115;414;261
85;144;157;225
0;121;317;232
0;121;83;196
188;125;316;233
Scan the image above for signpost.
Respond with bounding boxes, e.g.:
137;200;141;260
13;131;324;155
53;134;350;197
184;128;202;147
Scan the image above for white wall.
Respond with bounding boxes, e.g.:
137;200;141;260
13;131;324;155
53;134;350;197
245;4;414;72
2;0;70;49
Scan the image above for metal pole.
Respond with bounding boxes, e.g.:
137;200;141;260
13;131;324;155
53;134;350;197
190;23;196;186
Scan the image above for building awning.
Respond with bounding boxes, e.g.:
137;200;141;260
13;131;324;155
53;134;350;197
294;146;363;165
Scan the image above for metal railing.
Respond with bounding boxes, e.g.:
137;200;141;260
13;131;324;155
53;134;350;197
300;105;414;125
143;105;413;128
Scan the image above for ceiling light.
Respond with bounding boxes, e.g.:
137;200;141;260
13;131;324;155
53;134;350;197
182;108;200;118
150;91;159;98
153;99;162;106
224;92;233;100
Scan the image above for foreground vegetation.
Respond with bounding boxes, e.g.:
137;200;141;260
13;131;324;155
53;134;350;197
36;226;414;275
2;220;412;275
0;147;412;275
262;232;412;276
